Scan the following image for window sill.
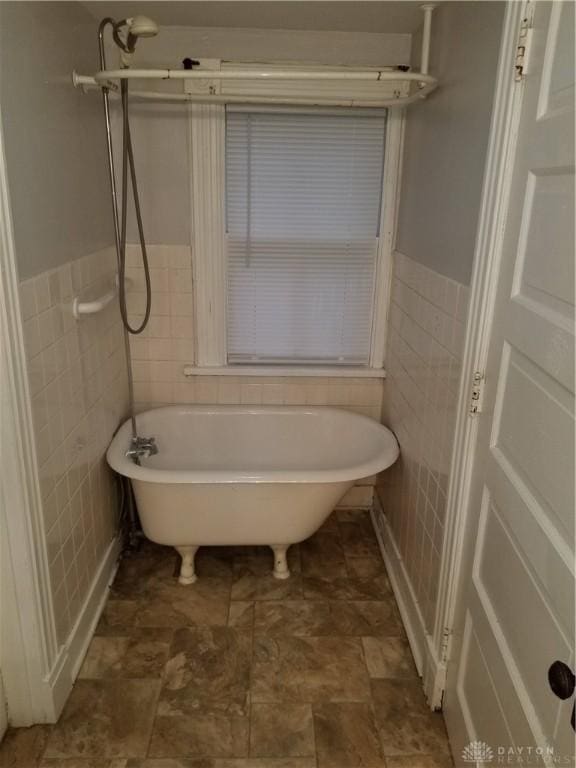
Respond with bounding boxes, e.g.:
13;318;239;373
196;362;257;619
182;365;386;379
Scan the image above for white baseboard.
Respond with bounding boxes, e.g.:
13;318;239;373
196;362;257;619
371;495;445;709
47;536;121;720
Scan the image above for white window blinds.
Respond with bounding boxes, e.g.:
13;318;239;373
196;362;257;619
225;107;386;365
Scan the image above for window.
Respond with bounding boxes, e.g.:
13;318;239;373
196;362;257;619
225;107;387;366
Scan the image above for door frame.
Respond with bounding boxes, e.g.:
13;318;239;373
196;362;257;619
0;103;63;726
429;0;531;703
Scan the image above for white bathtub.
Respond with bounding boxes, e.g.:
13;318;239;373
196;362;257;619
107;405;399;584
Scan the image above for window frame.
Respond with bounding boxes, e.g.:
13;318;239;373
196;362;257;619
190;102;404;376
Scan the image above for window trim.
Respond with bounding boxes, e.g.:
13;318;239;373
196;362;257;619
190;102;404;374
182;365;387;378
370;109;404;369
190;103;227;367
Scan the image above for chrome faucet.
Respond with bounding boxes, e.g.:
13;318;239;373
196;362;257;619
126;435;158;460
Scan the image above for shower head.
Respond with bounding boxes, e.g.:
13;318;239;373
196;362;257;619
126;16;159;40
112;15;158;55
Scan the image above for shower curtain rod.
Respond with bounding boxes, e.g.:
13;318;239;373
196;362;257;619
73;4;438;108
72;72;437;108
89;68;435;83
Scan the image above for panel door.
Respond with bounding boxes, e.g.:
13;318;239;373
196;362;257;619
443;2;575;765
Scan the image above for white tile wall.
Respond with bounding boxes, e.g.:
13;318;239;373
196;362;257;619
377;251;469;632
20;247;129;644
125;243;384;504
125;244;193;405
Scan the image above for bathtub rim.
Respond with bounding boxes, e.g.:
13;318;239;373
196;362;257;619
107;404;399;485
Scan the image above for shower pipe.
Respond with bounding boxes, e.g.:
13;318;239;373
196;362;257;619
98;17;159;549
98;18;138;439
98;18;156;443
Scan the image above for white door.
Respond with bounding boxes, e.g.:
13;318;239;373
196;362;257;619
443;2;575;765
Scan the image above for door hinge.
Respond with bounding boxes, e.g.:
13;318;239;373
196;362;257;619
469;371;485;415
515;13;534;81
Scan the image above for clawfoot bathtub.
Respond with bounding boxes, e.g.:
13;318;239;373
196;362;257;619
107;405;399;584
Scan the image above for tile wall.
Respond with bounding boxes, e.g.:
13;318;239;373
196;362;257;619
125;244;385;506
377;251;469;632
19;247;129;644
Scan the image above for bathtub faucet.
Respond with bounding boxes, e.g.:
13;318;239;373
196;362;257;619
126;435;158;460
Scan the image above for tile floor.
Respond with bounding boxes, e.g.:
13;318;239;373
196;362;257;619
0;509;452;768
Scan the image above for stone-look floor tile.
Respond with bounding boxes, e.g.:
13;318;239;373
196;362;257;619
101;540;232;630
43;680;160;759
111;543;179;598
193;547;235;579
39;760;129;767
234;546;301;574
79;630;171;679
158;627;251;716
95;610;175;640
96;599;140;633
251;636;371;703
345;556;387;579
362;637;418;678
0;725;50;767
10;513;453;768
371;679;429;715
371;680;451;756
148;713;249;759
227;761;316;768
141;577;232;627
249;703;315;757
231;762;316;768
336;509;373;525
103;576;231;629
313;702;385;768
316;512;340;534
122;760;317;767
112;541;237;598
116;760;198;768
385;756;454;768
231;550;303;601
300;533;347;578
227;602;254;629
339;522;381;559
303;572;391;601
230;572;303;602
254;600;403;637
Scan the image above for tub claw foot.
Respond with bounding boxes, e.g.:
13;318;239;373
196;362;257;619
271;545;290;580
176;545;199;585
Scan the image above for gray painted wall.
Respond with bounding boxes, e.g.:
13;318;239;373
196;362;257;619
0;2;113;279
396;2;505;286
124;25;411;68
0;1;503;283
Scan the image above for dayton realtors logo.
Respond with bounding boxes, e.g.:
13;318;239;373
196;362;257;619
462;741;494;763
461;741;570;765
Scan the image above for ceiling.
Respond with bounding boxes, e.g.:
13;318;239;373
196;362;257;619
81;2;427;34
